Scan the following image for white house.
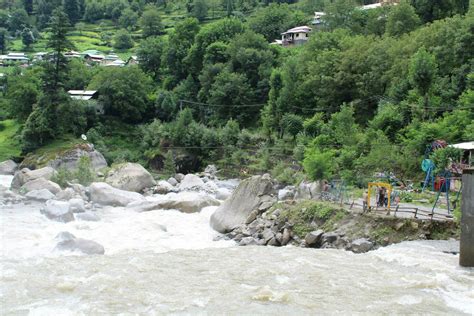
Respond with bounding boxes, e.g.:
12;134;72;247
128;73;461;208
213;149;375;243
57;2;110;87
68;90;98;101
312;12;326;27
0;52;29;63
280;26;312;47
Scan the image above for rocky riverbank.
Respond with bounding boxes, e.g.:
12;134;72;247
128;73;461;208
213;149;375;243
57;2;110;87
0;153;459;255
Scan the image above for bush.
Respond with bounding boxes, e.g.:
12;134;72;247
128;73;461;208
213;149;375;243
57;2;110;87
76;156;96;186
51;167;73;188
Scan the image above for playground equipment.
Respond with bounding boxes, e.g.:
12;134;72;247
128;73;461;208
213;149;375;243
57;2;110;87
367;182;392;210
422;140;448;192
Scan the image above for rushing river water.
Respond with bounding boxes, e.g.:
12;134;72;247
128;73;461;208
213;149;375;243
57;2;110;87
1;175;473;315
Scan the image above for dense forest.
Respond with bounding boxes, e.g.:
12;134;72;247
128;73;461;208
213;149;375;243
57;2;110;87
0;0;472;186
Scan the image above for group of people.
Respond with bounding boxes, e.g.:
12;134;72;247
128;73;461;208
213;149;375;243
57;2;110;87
363;186;400;212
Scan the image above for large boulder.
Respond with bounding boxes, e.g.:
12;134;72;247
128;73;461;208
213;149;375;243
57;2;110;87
20;178;61;195
106;163;156;192
128;191;220;213
0;160;18;175
210;174;274;233
305;229;324;248
25;189;56;202
40;200;74;223
48;143;107;171
179;174;206;191
294;181;321;200
154;180;175;194
55;232;104;255
89;182;146;206
11;167;56;189
350;238;374;254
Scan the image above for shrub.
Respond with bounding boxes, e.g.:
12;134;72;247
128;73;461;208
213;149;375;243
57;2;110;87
51;167;73;188
75;156;95;186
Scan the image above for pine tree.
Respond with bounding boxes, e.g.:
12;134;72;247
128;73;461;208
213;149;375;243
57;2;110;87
43;7;75;96
63;0;80;24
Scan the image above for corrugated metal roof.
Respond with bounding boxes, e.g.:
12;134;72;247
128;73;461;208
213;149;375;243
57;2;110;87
450;141;474;150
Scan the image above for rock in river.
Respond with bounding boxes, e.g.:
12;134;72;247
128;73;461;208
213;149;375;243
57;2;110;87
20;178;61;195
11;167;57;189
0;160;18;175
106;163;156;192
90;182;146;206
40;200;74;223
55;232;104;255
210;174;274;233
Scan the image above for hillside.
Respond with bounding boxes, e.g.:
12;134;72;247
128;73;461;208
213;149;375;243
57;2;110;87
0;0;472;191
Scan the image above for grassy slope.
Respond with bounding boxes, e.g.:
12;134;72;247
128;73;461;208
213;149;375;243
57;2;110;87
0;120;21;161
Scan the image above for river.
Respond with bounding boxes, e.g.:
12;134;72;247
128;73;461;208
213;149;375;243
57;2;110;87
1;175;473;315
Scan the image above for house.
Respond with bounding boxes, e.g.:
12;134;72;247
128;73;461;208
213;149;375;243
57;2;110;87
104;59;125;67
450;141;474;168
126;55;138;65
68;90;98;101
84;54;105;64
312;12;326;27
279;26;312;47
360;0;399;10
0;52;29;64
68;90;104;115
64;51;81;59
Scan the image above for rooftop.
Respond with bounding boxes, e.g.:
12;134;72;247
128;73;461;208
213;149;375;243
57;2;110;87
282;26;312;35
450;141;474;151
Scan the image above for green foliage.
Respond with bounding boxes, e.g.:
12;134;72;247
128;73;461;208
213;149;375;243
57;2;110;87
119;8;139;30
248;3;307;42
303;147;336;181
51;167;73;188
113;29;134;49
89;67;153;122
140;5;163;37
76;155;95;186
386;1;421;37
281;113;303;140
137;36;165;81
409;47;437;100
162;151;176;177
430;146;462;174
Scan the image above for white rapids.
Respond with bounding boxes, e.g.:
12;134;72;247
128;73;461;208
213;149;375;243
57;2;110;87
0;176;473;315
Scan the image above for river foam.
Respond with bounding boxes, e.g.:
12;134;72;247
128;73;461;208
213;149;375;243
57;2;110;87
1;175;473;315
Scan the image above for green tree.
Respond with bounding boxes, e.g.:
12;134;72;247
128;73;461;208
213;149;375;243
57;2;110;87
140;5;163;38
386;1;420;37
409;47;438;109
303;147;336;180
281;113;304;140
43;7;75;95
0;28;8;54
21;27;35;49
63;0;81;23
8;8;29;32
192;0;208;21
119;7;138;30
165;18;200;84
6;71;41;121
136;36;166;81
410;0;469;23
113;29;134;49
208;69;255;125
23;0;33;15
89;67;153;122
323;0;357;30
248;3;307;42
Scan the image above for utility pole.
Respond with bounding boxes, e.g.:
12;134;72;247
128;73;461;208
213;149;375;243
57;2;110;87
460;168;474;267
